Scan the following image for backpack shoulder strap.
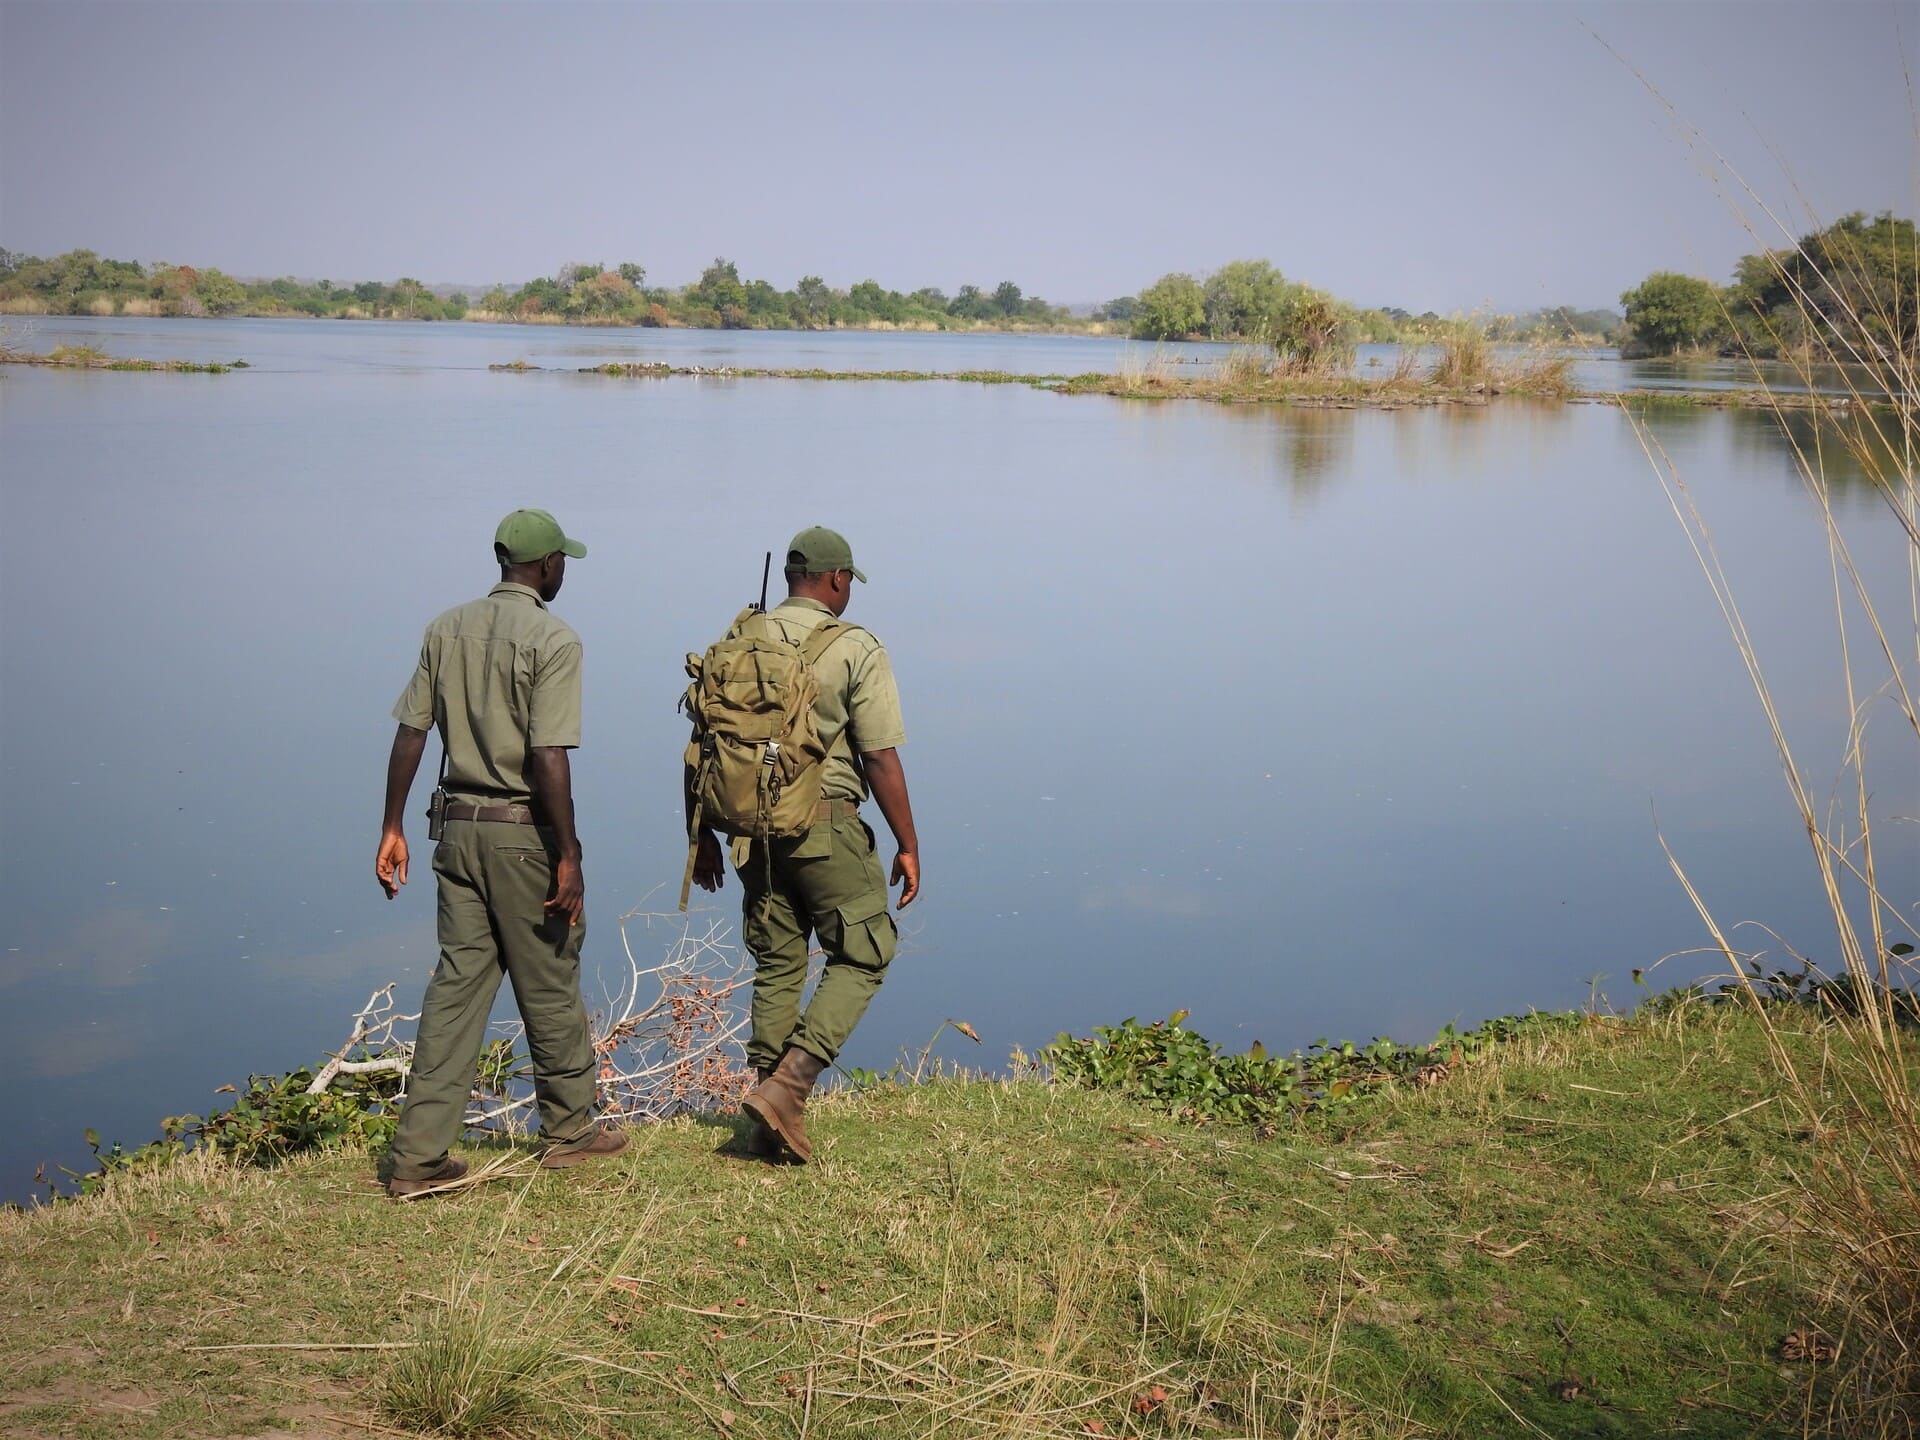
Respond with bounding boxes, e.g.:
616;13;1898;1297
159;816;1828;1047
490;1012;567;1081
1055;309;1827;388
800;618;865;665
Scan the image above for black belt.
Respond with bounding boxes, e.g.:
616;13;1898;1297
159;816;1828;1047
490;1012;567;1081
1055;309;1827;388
444;800;541;825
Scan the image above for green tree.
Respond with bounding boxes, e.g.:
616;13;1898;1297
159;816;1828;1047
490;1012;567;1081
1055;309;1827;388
1202;260;1292;340
848;279;907;323
694;258;746;322
948;284;994;321
568;270;638;319
194;268;248;315
617;262;646;288
794;275;832;327
744;278;785;323
992;281;1023;317
1619;272;1725;355
1098;296;1138;322
1725;211;1917;361
1129;273;1205;340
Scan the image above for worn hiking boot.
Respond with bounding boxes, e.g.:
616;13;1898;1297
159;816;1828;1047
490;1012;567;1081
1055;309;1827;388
387;1155;469;1200
540;1123;630;1170
744;1075;783;1159
740;1047;829;1164
742;1068;780;1159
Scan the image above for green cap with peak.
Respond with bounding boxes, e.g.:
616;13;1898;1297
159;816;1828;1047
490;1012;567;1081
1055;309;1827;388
495;508;587;563
787;525;866;582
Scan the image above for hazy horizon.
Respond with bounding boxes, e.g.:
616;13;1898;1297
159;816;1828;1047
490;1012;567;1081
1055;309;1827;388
1;2;1911;314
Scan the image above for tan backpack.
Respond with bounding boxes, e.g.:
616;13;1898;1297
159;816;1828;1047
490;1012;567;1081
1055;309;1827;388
678;606;857;909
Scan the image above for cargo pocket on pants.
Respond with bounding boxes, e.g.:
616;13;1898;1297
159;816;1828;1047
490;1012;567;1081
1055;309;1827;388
828;891;897;975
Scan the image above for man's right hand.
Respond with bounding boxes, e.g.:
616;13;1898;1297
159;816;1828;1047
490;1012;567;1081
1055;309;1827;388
547;855;585;927
691;830;726;893
376;829;409;898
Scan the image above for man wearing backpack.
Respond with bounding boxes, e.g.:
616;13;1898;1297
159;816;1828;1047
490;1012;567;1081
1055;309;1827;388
683;525;919;1164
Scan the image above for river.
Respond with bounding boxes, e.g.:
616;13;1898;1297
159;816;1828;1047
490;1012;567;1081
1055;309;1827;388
1;315;1910;1202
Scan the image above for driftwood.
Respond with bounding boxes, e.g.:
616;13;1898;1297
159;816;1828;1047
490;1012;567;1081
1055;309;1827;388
304;907;754;1130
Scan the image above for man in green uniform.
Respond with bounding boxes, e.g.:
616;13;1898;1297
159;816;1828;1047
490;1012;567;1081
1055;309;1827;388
374;508;627;1199
690;525;920;1164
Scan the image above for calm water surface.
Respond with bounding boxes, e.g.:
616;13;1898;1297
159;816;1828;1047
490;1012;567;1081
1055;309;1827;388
2;318;1911;1202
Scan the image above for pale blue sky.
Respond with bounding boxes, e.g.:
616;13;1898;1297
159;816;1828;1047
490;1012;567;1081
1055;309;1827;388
1;1;1910;311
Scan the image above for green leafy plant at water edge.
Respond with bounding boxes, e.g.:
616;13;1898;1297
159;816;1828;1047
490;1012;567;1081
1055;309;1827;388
1042;1008;1586;1130
56;1056;412;1198
55;1032;534;1200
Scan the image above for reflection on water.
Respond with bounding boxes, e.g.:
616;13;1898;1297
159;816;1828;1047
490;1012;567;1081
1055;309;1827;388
1739;408;1912;494
0;321;1912;1204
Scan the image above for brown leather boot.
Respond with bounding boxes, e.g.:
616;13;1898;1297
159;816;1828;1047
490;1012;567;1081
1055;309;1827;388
740;1047;829;1164
743;1068;780;1159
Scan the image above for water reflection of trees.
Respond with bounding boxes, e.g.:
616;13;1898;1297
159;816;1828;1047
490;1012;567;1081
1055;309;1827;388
1725;408;1907;502
1208;404;1355;502
1207;398;1590;501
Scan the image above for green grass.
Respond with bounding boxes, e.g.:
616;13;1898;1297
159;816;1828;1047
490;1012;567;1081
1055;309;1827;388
0;1002;1850;1438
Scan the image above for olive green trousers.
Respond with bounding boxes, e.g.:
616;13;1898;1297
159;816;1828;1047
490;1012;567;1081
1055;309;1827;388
741;811;899;1071
388;820;599;1181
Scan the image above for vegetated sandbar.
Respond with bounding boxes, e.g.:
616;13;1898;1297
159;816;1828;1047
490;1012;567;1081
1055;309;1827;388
491;359;1875;412
1;345;243;374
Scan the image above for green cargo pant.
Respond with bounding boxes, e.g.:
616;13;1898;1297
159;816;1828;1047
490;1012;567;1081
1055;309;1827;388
388;819;599;1181
741;809;899;1071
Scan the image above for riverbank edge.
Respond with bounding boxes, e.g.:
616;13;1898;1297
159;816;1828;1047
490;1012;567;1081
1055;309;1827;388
0;1002;1844;1439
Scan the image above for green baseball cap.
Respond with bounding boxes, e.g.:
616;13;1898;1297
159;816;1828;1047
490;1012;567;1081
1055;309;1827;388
495;508;587;563
787;525;866;582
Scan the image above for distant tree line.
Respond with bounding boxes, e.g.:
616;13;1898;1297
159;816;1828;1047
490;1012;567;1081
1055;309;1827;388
0;249;472;321
0;250;1081;333
0;245;1635;354
1618;211;1915;362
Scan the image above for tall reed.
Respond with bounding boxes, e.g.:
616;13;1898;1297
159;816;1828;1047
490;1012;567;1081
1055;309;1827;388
1427;320;1492;388
1618;89;1918;1430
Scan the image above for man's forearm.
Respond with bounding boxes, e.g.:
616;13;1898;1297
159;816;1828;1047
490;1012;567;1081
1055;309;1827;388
862;748;918;853
528;747;582;859
382;724;430;833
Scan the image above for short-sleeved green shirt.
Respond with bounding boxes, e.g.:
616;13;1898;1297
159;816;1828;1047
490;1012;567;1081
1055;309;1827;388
734;597;905;804
392;582;582;804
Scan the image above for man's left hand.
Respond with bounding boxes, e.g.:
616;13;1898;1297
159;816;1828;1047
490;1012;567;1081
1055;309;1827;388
891;850;920;909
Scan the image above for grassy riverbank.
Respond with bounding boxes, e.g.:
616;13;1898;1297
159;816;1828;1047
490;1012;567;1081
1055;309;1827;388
0;1001;1865;1439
